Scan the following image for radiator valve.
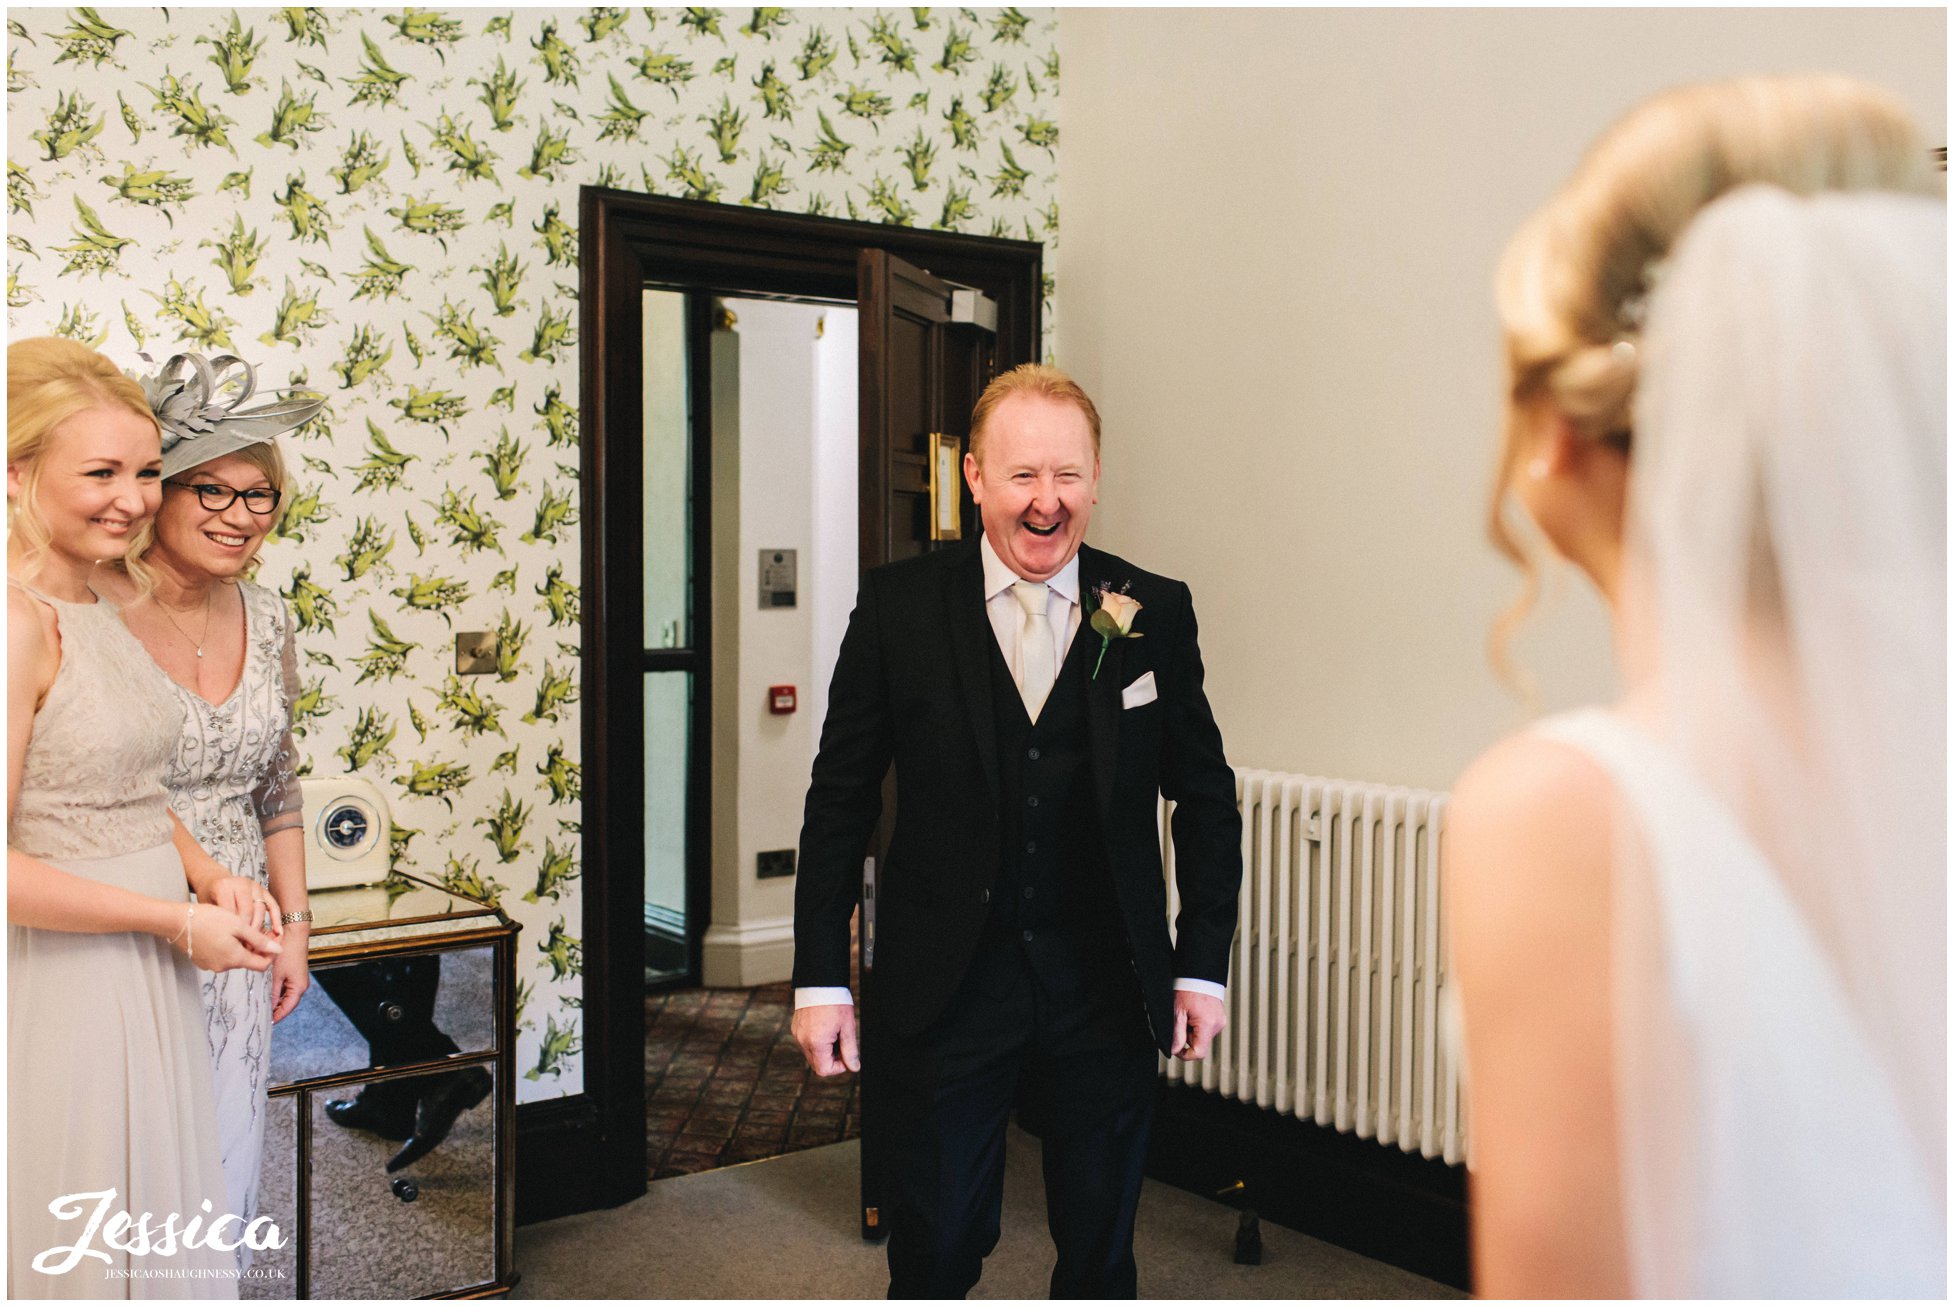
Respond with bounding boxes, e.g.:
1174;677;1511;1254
1214;1182;1262;1266
1234;1209;1263;1266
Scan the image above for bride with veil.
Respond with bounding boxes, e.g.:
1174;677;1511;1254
1447;75;1944;1296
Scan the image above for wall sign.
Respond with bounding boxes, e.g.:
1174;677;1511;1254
759;550;798;608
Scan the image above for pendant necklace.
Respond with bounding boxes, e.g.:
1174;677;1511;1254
158;587;215;658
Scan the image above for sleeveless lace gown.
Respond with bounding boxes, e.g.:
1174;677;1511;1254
7;584;237;1299
1533;708;1943;1297
157;581;303;1266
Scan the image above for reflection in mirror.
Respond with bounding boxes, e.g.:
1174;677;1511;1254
239;1095;299;1300
270;947;497;1087
307;1065;497;1298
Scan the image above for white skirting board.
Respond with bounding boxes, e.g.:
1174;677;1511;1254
700;915;796;988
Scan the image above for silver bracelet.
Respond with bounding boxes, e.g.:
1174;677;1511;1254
280;909;313;925
167;903;193;949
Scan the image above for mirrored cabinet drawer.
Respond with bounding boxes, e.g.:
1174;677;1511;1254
246;874;518;1299
269;948;498;1088
308;1067;498;1298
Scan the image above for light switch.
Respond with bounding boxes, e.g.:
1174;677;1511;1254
455;631;498;676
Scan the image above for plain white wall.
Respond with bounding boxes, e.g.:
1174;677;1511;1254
705;299;858;986
1059;8;1944;791
807;308;862;741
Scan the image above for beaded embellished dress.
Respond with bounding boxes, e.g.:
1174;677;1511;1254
156;580;303;1265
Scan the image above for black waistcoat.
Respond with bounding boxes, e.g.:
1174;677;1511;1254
981;622;1127;978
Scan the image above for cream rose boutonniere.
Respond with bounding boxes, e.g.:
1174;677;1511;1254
1088;583;1143;679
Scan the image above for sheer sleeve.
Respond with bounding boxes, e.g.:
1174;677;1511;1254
252;593;306;837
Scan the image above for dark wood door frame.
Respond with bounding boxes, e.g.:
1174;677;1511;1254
516;189;1041;1222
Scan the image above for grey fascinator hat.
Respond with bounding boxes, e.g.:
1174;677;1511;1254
130;352;326;477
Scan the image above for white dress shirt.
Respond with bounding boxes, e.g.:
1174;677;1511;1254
796;537;1224;1008
979;534;1083;686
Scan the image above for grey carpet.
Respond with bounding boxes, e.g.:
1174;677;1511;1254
512;1125;1462;1299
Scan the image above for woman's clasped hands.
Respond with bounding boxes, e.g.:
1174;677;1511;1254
174;876;284;972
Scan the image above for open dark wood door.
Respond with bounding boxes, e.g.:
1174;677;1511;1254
857;248;998;569
855;248;1003;1241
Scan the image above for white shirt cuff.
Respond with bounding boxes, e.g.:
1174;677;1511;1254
798;981;1220;1006
793;986;855;1009
1173;977;1227;1001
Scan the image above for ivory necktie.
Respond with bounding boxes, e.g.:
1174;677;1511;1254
1012;580;1056;723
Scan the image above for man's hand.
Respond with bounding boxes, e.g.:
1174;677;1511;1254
1170;990;1228;1061
791;1002;861;1076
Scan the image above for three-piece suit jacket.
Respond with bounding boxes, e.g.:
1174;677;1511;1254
793;539;1243;1054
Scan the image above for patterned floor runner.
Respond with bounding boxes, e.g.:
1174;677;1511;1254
644;982;862;1180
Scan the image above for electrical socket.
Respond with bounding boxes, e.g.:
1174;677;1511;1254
756;849;796;879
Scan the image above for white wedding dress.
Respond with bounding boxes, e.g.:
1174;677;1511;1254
1542;186;1946;1296
1532;709;1941;1297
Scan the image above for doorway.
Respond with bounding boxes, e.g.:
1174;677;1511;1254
640;290;861;992
522;188;1042;1223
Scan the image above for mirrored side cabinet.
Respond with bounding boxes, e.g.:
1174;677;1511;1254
244;874;519;1299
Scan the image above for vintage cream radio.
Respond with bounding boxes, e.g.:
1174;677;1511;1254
299;774;393;890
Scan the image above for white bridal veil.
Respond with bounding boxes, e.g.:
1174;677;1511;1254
1614;184;1946;1295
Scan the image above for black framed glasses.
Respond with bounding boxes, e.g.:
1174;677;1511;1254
165;481;283;515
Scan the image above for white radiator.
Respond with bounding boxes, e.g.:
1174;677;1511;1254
1160;769;1465;1165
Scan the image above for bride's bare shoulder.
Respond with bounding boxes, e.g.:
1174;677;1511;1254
1447;730;1617;946
1452;730;1615;833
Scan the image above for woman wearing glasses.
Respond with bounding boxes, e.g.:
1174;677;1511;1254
9;338;286;1297
96;353;322;1267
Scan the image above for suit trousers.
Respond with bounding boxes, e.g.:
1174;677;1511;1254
314;957;461;1108
875;932;1159;1300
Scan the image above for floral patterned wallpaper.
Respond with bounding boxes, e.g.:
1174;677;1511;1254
6;5;1059;1102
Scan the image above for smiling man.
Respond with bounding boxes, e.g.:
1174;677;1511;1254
790;363;1243;1299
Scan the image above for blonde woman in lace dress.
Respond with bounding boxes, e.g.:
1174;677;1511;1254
7;337;283;1299
1448;79;1943;1296
96;354;322;1267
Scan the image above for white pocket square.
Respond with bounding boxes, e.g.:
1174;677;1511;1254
1121;671;1158;709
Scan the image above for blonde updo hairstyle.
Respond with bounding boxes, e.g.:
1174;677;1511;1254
7;336;163;579
122;438;290;590
1488;74;1937;675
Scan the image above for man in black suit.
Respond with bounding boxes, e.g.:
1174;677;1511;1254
791;363;1242;1299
